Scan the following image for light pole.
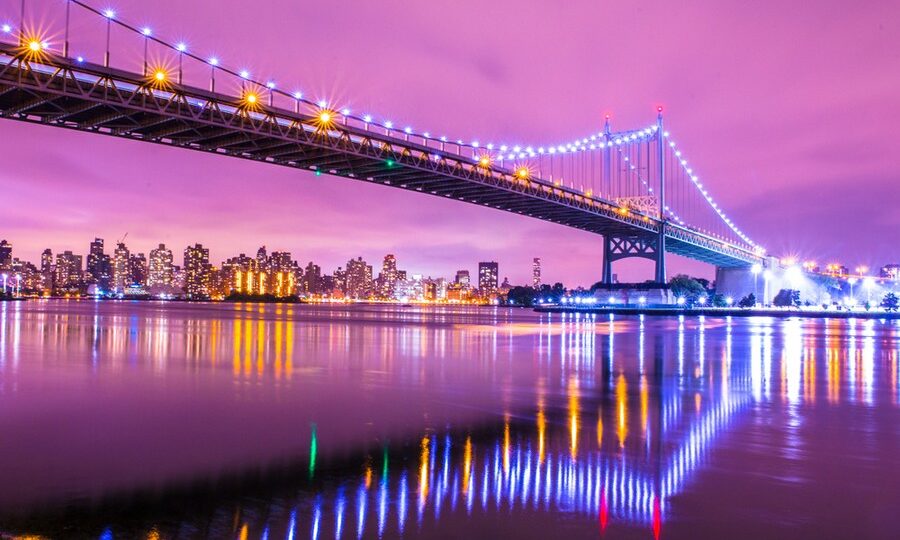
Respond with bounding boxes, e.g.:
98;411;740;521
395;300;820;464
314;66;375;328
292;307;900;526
751;263;762;305
848;277;858;306
864;277;875;305
1;273;7;294
14;274;21;296
763;270;772;306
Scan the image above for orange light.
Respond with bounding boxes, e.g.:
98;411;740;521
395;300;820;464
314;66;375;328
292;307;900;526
516;166;530;180
245;92;258;104
28;40;43;52
478;155;492;168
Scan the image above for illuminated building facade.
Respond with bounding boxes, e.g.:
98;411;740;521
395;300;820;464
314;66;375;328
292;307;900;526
148;244;174;287
478;261;499;296
378;254;400;299
533;257;542;288
0;239;11;270
880;264;899;281
54;250;83;291
129;253;148;287
345;257;373;299
112;242;130;293
183;243;211;298
86;238;112;291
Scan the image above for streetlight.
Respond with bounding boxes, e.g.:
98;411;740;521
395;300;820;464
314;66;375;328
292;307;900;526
14;274;21;296
1;273;7;294
751;263;762;302
763;269;772;306
864;277;875;304
848;277;858;304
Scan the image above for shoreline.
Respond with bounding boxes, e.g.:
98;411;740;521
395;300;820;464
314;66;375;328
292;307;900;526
533;306;900;320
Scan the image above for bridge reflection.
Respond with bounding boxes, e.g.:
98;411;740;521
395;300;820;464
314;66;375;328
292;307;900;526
0;303;899;538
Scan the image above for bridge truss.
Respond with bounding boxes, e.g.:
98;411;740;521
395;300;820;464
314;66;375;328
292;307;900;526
0;0;765;276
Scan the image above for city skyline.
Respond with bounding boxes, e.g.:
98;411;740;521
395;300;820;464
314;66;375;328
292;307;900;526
1;0;897;285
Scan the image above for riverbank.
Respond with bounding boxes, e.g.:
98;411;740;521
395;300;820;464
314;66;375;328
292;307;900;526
534;305;900;320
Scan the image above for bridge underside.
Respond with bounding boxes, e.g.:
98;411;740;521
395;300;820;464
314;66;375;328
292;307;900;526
0;47;759;268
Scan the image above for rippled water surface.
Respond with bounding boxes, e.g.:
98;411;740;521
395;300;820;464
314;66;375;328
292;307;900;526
1;300;898;539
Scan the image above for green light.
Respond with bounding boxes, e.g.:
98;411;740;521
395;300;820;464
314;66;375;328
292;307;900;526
386;159;394;167
315;170;322;176
382;446;389;479
309;423;318;479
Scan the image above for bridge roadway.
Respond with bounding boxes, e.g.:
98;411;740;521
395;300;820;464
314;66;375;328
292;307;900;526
0;43;760;268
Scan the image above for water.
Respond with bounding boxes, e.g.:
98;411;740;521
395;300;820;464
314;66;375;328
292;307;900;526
0;301;898;539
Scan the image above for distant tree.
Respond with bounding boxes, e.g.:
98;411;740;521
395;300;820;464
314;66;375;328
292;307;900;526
711;293;727;307
506;286;537;306
669;274;706;303
696;278;711;290
738;293;756;308
551;282;566;297
882;292;899;312
773;289;800;308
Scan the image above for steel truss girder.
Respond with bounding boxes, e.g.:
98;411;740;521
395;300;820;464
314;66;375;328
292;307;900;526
0;47;762;268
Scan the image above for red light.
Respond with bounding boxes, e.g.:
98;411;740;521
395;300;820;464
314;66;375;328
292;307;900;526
657;106;664;113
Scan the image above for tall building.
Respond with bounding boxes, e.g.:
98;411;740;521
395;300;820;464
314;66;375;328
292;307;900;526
478;262;499;295
256;246;268;268
183;244;210;298
532;257;542;288
112;242;130;293
345;257;373;299
0;240;12;270
379;254;399;299
303;262;322;295
54;251;83;291
455;270;470;287
40;248;54;292
86;238;112;291
148;244;174;287
129;253;148;286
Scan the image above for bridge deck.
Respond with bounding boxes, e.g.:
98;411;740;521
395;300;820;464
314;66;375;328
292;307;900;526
0;45;759;267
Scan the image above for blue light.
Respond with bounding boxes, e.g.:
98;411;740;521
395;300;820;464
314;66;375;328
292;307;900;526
239;69;250;78
103;9;115;19
141;27;151;36
208;57;219;66
2;24;12;33
176;42;187;52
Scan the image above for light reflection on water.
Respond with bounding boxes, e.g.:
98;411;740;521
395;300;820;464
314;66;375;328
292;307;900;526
0;301;899;539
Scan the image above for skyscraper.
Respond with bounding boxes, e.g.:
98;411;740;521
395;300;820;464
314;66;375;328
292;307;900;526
148;244;174;287
455;270;470;287
112;242;130;293
183;244;210;298
532;257;542;288
87;238;112;291
0;240;12;270
345;257;373;299
478;262;499;295
40;248;54;291
54;251;83;291
129;253;148;286
379;254;399;299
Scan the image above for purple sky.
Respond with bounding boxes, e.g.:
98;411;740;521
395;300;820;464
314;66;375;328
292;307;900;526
1;0;898;285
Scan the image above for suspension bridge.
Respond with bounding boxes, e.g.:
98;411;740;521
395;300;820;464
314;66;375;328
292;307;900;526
0;0;766;283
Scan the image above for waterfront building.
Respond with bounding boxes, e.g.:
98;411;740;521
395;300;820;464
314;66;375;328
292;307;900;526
129;253;148;286
86;238;112;291
112;242;130;293
148;244;174;287
345;257;373;299
303;262;323;296
183;244;211;298
455;270;470;287
880;264;899;281
478;261;499;296
379;254;400;299
54;251;83;292
0;239;12;270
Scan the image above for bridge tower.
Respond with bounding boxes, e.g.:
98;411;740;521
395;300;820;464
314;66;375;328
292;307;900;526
601;109;667;285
